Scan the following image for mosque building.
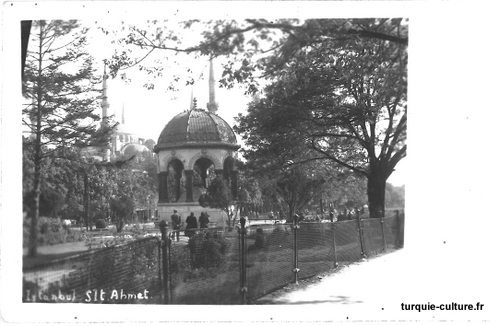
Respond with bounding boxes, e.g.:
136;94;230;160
81;67;156;162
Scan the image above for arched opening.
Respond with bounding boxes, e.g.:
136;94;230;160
166;159;186;203
193;157;216;202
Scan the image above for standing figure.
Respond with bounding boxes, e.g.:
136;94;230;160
248;228;265;251
171;209;182;242
185;212;198;238
199;212;210;229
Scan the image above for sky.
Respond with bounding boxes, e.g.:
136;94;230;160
84;19;253;141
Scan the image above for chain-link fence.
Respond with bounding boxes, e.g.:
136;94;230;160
23;212;404;304
23;237;162;303
167;230;241;304
245;224;294;301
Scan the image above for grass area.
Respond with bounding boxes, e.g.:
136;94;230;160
22;241;89;269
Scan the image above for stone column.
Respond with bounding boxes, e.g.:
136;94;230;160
158;171;169;203
215;169;223;177
231;170;238;199
175;172;182;202
185;170;194;202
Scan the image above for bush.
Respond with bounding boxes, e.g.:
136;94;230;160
23;216;86;247
95;219;107;229
187;231;230;269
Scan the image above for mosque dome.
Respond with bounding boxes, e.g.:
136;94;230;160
123;143;149;158
154;109;239;152
144;139;156;151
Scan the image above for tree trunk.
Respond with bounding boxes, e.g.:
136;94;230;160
84;172;91;231
367;171;386;218
28;22;44;258
28;153;41;258
117;217;124;233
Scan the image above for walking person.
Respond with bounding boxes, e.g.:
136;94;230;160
199;212;210;229
171;209;182;242
185;212;198;238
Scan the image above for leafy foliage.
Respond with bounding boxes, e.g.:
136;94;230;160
232;19;407;217
199;176;235;229
187;231;230;269
202;176;232;211
385;183;405;209
110;195;134;232
22;216;86;247
276;164;325;221
106;19;407;95
22;20;112;256
105;18;407;218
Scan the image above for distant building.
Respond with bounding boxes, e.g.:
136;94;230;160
81;66;155;161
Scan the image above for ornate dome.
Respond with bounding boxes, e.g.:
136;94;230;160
154;109;239;152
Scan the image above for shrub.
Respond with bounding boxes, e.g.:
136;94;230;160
187;231;230;269
95;219;107;229
23;216;86;247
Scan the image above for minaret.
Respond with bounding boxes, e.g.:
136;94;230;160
190;88;195;110
100;65;110;129
206;59;219;114
121;102;126;125
100;64;111;162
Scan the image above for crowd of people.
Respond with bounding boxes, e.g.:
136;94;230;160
169;209;211;241
167;204;371;241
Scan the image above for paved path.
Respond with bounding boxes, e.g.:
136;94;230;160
252;247;500;323
255;249;406;306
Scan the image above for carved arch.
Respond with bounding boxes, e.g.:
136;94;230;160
187;151;222;171
160;153;186;172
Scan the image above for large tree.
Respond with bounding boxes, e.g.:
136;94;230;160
104;19;407;92
105;18;407;217
234;19;407;218
22;20;110;257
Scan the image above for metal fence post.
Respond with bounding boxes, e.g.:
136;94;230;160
239;217;247;304
396;210;405;248
380;215;387;251
159;220;171;304
356;210;366;258
331;223;338;268
293;214;300;284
